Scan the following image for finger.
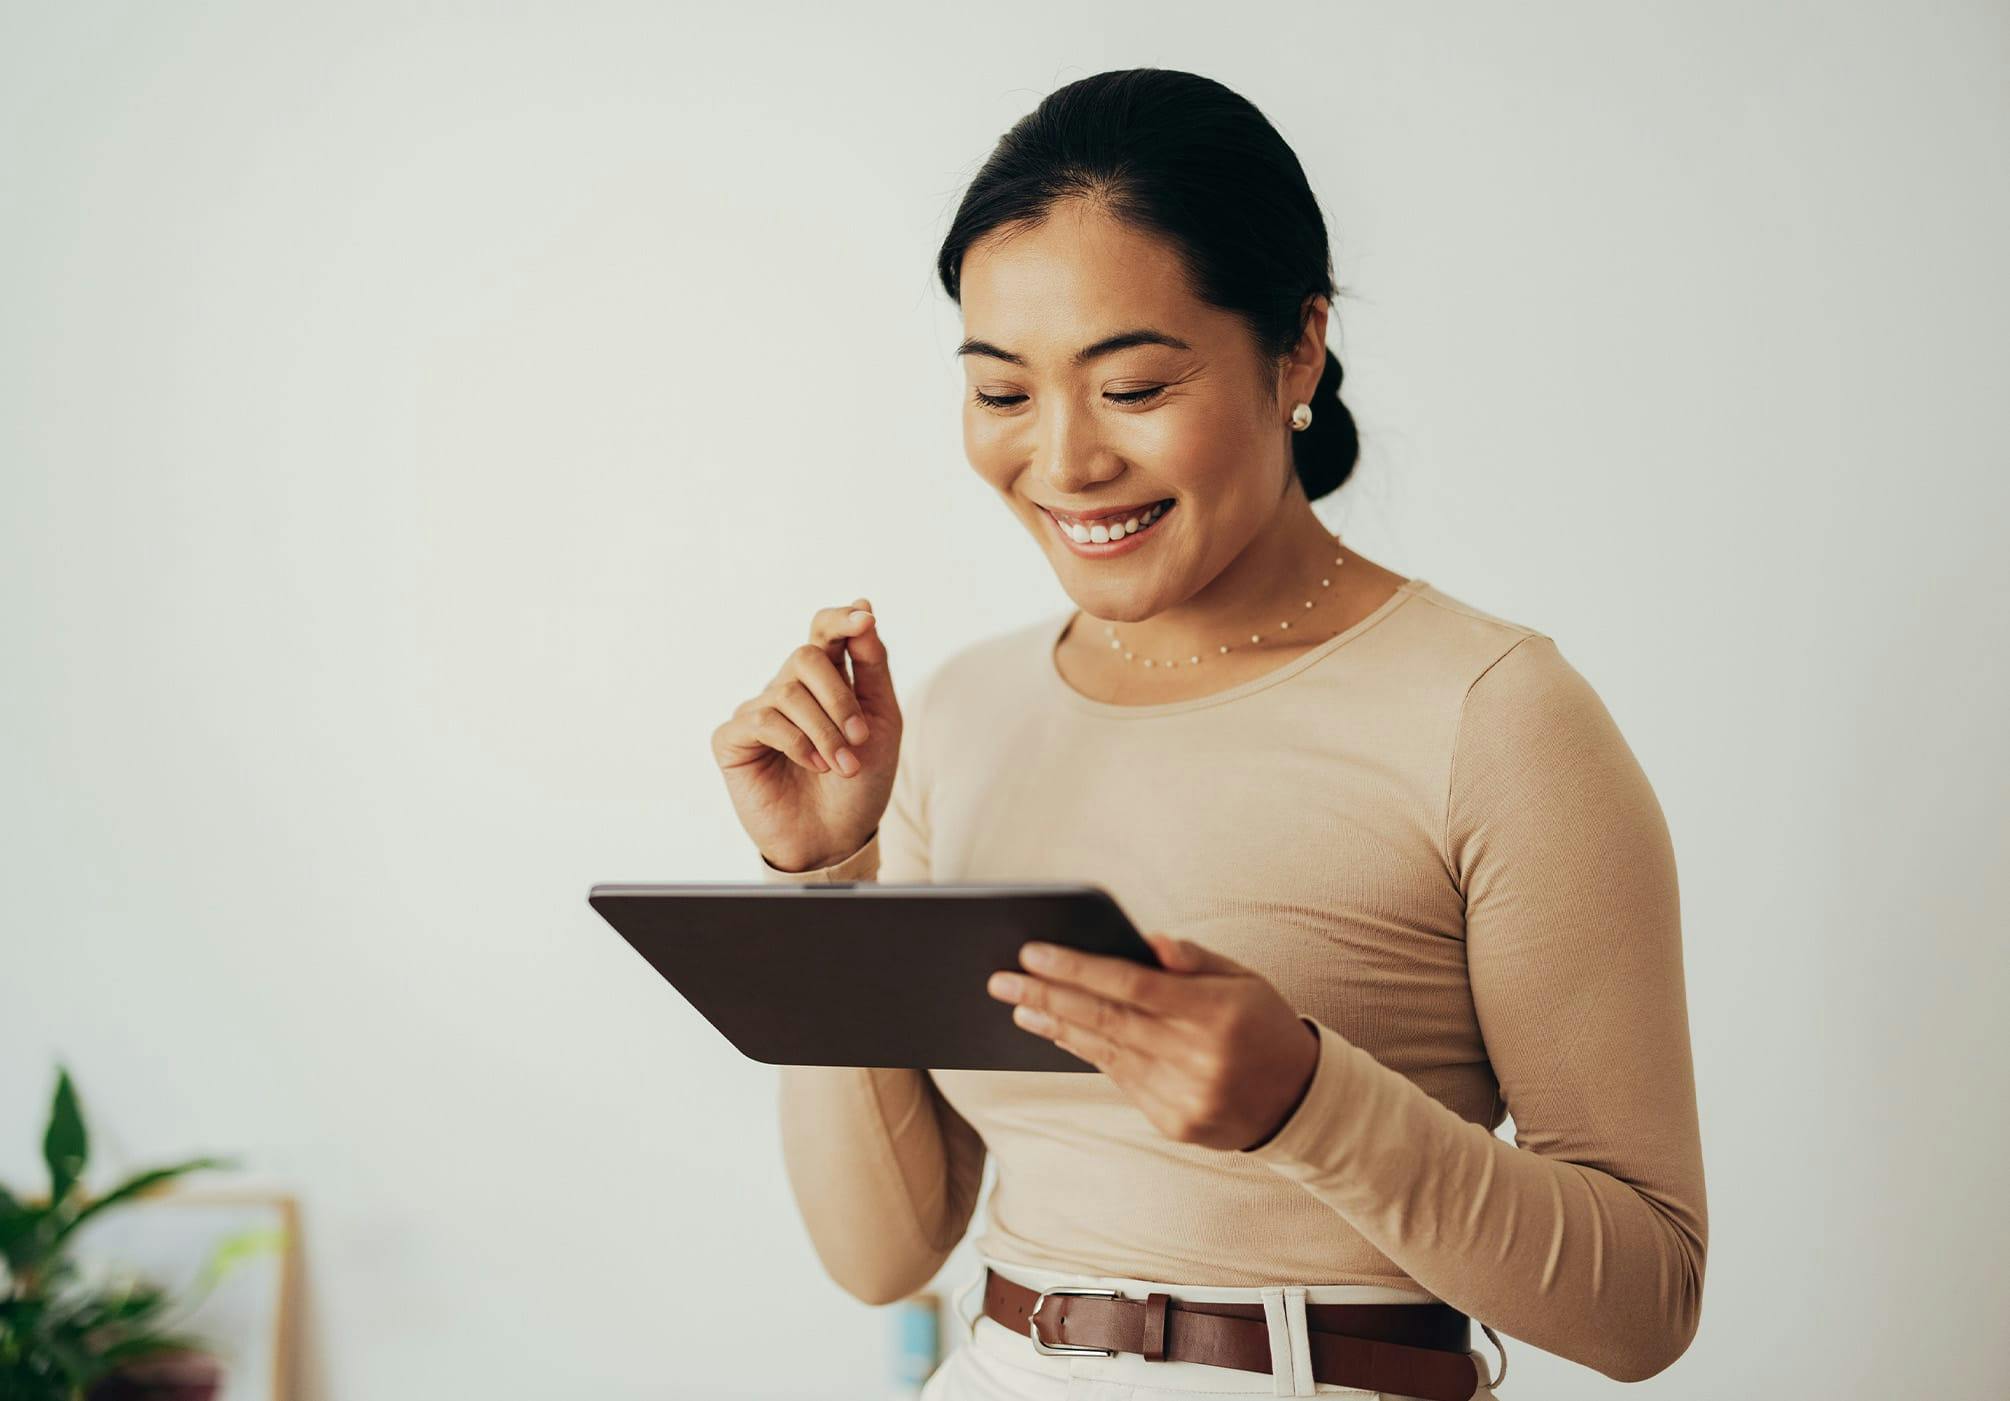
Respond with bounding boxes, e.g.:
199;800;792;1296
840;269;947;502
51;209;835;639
807;597;880;673
994;973;1197;1070
804;598;893;718
713;702;826;772
838;597;898;717
807;597;876;644
1016;942;1206;1020
743;704;832;774
1016;1002;1124;1072
1012;1004;1192;1122
784;641;873;749
767;678;859;776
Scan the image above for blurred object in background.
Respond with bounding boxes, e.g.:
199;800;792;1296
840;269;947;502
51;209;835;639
71;1191;298;1401
887;1289;941;1396
1;1067;249;1401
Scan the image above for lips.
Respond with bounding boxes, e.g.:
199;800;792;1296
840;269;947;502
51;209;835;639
1043;498;1173;525
1046;497;1176;555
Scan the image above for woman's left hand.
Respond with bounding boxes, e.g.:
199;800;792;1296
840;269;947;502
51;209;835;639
986;931;1322;1153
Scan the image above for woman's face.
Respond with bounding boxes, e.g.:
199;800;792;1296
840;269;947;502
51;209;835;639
957;200;1311;622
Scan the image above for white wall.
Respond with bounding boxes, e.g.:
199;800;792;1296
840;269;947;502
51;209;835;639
3;2;2005;1396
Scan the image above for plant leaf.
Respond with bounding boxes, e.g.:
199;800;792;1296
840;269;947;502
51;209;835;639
65;1281;169;1332
42;1069;88;1211
40;1330;105;1386
0;1182;43;1261
195;1225;283;1292
95;1330;215;1364
46;1157;237;1257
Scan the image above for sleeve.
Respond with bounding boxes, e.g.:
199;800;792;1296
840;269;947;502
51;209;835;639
1236;634;1708;1382
760;668;990;1306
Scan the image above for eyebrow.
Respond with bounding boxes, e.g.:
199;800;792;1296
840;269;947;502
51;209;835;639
954;327;1193;367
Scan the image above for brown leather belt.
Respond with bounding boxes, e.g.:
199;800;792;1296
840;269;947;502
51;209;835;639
982;1267;1485;1400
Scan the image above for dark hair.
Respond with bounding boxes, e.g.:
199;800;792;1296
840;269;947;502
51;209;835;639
935;68;1359;502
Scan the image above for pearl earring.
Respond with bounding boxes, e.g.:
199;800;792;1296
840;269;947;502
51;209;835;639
1289;402;1313;431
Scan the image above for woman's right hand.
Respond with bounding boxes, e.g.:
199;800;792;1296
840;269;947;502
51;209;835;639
711;596;901;873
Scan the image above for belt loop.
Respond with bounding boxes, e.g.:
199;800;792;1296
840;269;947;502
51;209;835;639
1282;1286;1315;1395
1142;1291;1171;1361
1259;1286;1291;1395
954;1262;986;1343
1479;1321;1509;1392
1259;1285;1316;1395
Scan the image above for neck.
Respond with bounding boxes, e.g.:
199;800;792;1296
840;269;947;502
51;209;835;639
1086;483;1347;661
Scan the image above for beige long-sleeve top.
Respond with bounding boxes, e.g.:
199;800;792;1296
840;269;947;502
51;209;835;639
764;577;1707;1382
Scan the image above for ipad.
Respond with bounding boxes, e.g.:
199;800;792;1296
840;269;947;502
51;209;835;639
587;881;1163;1073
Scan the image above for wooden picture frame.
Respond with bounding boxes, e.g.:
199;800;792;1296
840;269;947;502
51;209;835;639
66;1188;299;1401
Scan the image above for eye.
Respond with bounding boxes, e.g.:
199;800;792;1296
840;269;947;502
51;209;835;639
1107;386;1167;406
969;386;1168;410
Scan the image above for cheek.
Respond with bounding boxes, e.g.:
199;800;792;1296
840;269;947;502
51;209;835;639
962;413;1019;489
958;396;1253;499
1129;401;1246;492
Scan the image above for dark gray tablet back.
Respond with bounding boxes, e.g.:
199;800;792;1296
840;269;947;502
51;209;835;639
587;882;1161;1072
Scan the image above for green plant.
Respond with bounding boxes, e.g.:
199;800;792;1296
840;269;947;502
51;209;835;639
0;1067;236;1401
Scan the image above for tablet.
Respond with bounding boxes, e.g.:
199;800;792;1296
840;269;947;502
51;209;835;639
587;881;1163;1073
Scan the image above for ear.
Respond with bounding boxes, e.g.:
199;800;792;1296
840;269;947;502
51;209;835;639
1283;292;1330;404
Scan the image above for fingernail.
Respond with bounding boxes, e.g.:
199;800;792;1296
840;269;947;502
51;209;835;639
835;747;859;775
848;609;873;625
844;715;870;744
809;752;829;772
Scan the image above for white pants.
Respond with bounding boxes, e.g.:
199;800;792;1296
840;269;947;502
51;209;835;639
921;1254;1506;1401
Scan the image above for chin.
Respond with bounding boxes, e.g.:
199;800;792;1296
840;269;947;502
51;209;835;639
1060;584;1159;624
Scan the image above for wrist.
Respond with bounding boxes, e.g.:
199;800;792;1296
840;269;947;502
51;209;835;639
1241;1017;1320;1152
760;827;877;874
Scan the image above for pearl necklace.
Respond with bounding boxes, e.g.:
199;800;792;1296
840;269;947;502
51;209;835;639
1089;532;1348;668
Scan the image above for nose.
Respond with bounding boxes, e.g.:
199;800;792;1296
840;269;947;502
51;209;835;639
1037;392;1123;497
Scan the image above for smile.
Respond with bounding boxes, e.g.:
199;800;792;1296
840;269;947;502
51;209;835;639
1044;499;1176;557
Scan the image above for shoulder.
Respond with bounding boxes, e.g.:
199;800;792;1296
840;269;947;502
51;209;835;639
1412;596;1648;816
1405;592;1672;879
924;610;1060;704
894;610;1059;742
1399;580;1552;682
1385;581;1629;759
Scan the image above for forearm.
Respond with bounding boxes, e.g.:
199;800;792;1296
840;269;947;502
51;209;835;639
762;828;986;1305
1246;1020;1705;1382
777;1061;986;1306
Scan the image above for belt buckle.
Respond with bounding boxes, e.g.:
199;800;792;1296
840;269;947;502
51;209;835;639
1028;1286;1120;1356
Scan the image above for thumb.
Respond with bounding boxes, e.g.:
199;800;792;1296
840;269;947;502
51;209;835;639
842;596;898;717
1143;930;1245;976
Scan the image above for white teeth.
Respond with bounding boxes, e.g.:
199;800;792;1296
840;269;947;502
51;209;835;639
1063;500;1167;544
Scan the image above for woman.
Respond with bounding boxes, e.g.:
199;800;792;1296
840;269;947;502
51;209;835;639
712;68;1706;1400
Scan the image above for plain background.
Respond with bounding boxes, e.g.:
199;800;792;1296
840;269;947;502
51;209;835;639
4;2;2006;1397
